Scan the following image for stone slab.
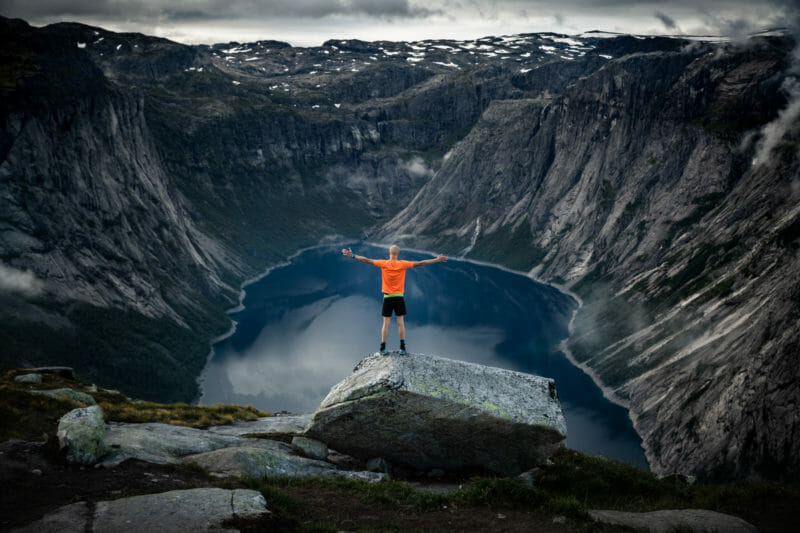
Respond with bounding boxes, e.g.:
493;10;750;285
589;509;758;533
100;422;248;467
206;414;312;437
92;488;268;532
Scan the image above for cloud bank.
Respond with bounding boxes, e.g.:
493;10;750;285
0;0;794;46
0;263;44;298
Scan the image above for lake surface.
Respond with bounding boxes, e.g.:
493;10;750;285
198;244;647;467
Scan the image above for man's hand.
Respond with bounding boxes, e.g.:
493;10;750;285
342;248;353;258
437;255;448;263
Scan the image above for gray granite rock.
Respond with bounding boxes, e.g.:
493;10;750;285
305;352;566;476
57;406;109;465
183;442;338;479
366;457;391;474
184;440;386;482
10;502;89;533
92;488;268;532
206;414;312;437
291;436;328;461
589;509;758;533
31;388;96;405
99;422;248;466
14;373;42;384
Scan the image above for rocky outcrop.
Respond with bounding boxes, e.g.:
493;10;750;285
183;442;384;482
56;406;108;464
11;488;270;533
68;410;384;482
588;509;757;533
304;352;566;476
30;388;95;405
100;422;250;466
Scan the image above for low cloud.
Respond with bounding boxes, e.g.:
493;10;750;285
655;11;678;31
753;77;800;167
752;3;800;167
0;263;44;298
0;0;793;46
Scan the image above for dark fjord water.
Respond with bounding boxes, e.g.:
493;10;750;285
199;244;647;467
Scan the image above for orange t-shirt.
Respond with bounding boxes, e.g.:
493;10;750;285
372;259;415;294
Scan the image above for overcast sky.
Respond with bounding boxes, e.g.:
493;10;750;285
0;1;795;46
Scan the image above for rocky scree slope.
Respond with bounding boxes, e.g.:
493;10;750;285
0;17;620;401
380;35;800;480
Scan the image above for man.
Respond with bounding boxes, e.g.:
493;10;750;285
342;245;447;355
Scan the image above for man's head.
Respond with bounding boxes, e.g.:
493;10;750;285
389;245;400;259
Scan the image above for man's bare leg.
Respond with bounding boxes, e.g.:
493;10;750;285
382;317;391;343
397;316;406;342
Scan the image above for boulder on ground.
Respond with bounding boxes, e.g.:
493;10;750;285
304;352;566;476
56;406;109;465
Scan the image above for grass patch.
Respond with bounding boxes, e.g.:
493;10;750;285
100;401;268;428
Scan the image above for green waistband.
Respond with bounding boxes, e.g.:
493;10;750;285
383;293;404;298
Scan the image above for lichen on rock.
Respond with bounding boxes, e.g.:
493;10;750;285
56;405;109;465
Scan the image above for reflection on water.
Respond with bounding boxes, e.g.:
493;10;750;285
198;244;647;467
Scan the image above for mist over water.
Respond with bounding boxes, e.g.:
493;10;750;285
198;244;647;467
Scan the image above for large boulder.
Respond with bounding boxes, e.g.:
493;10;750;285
304;352;567;476
56;406;109;464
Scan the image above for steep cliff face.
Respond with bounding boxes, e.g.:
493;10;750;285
380;36;800;480
1;18;249;400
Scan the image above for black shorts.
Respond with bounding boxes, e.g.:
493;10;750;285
382;296;407;317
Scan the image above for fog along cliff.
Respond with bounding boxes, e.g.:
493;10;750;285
1;16;798;480
380;35;800;481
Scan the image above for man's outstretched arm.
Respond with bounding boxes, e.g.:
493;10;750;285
413;255;447;267
342;248;375;265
